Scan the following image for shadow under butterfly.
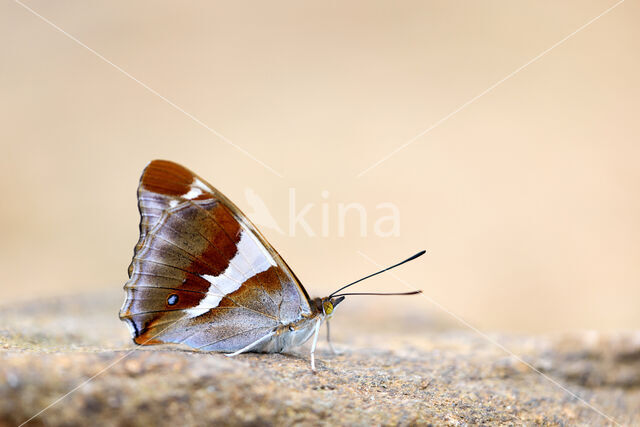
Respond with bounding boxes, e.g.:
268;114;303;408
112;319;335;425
120;160;424;372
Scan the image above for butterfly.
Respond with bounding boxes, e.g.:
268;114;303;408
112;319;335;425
120;160;423;371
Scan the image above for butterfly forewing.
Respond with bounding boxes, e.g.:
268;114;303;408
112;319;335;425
120;160;311;350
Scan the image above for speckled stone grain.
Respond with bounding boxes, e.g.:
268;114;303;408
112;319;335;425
1;292;638;426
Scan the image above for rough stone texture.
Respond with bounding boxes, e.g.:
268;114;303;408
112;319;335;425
1;292;639;426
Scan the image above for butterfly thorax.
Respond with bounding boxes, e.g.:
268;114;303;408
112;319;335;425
309;297;325;315
251;313;320;353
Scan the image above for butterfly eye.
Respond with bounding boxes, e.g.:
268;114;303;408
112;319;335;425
167;294;179;306
323;301;333;315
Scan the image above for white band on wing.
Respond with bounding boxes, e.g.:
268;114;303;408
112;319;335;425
185;230;277;318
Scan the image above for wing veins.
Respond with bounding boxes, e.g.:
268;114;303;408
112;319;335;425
194;326;275;350
188;200;262;277
163;208;254;281
188;201;281;309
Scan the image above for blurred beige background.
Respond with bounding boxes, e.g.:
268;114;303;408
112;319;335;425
1;0;638;332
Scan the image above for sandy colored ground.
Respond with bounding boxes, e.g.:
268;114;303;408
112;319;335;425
1;292;639;426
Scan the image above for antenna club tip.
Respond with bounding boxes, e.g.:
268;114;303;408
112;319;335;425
408;250;426;261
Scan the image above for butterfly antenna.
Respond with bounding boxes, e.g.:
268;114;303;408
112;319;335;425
332;290;423;297
329;250;425;298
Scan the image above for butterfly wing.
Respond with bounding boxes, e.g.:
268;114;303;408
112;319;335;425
119;160;312;351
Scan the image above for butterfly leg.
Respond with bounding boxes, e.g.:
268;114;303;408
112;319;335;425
326;320;342;355
224;331;276;358
309;318;322;373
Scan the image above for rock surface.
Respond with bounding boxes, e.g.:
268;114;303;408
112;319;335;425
1;292;639;426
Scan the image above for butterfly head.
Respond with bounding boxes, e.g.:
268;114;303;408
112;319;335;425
321;296;345;318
